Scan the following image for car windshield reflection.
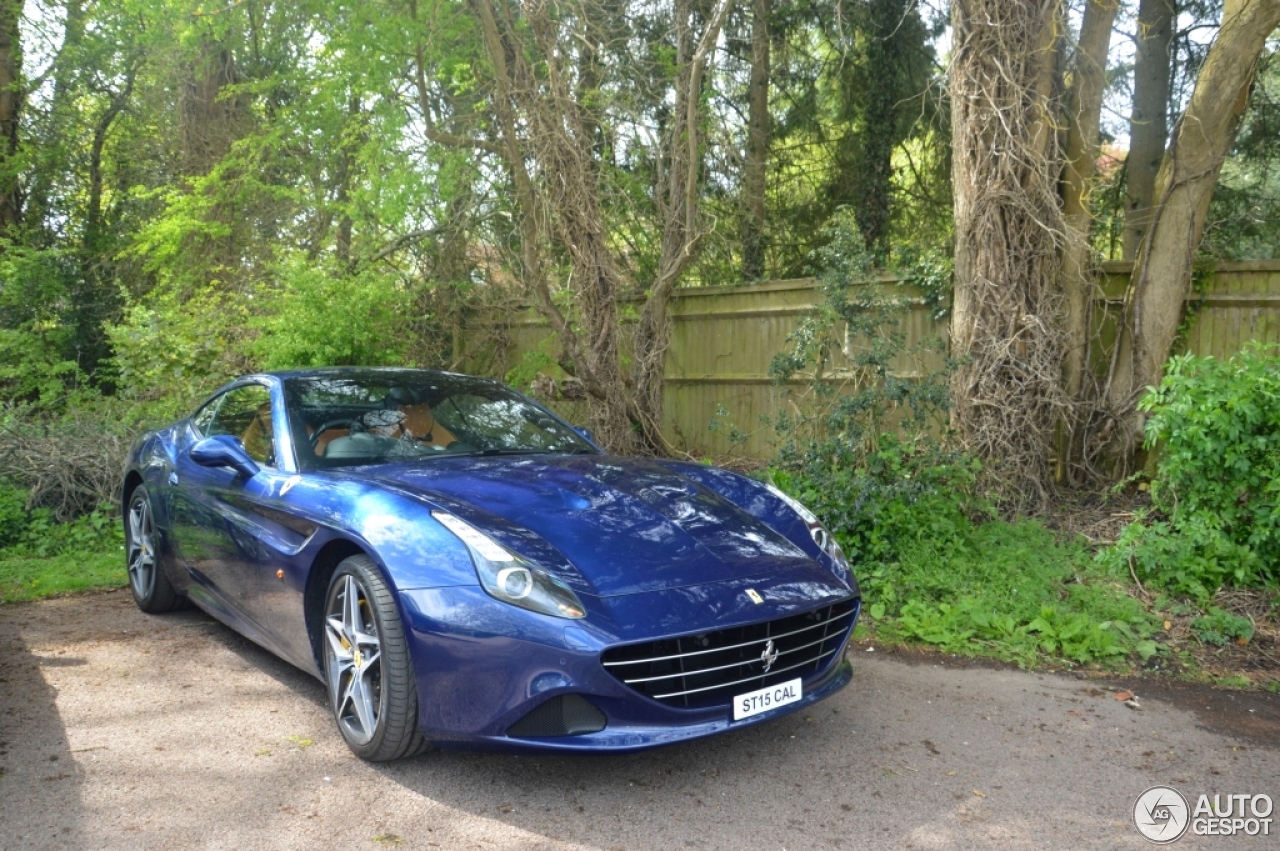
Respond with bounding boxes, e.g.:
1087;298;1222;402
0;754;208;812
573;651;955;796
283;372;597;470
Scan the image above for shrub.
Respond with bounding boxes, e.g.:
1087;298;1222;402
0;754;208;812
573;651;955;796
9;504;123;558
0;481;29;549
1190;608;1254;646
1099;344;1280;599
764;213;972;563
860;519;1160;667
249;256;422;370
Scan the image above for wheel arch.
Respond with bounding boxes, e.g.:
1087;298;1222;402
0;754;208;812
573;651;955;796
304;538;374;670
121;469;144;514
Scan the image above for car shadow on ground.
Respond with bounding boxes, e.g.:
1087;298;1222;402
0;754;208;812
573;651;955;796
0;610;86;848
370;687;869;849
193;599;859;848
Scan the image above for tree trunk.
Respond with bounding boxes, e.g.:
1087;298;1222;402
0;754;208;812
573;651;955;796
470;0;731;455
23;0;80;227
469;0;634;449
0;0;23;236
74;73;135;378
1103;0;1280;465
180;42;249;177
741;0;769;281
949;0;1067;507
630;0;733;453
1058;0;1119;480
855;0;915;260
1123;0;1175;259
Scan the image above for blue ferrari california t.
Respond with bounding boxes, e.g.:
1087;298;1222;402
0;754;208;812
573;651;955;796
121;368;861;760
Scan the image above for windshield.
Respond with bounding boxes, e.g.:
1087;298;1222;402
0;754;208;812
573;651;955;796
284;372;597;470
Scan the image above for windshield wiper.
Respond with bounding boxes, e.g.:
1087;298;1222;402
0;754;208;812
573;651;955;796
469;448;548;457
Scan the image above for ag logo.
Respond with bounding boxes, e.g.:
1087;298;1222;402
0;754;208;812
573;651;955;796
1134;785;1191;843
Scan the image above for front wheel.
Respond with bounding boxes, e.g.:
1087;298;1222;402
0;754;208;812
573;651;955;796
124;485;181;613
323;555;428;761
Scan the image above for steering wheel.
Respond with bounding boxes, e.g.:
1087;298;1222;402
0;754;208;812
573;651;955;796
309;418;365;448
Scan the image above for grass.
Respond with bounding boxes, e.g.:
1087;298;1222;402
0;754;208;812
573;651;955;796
850;512;1278;690
0;546;127;603
857;518;1162;669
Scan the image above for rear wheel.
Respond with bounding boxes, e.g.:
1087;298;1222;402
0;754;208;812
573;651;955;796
323;555;428;761
124;485;182;613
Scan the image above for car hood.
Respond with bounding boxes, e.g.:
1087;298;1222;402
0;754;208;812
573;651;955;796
362;455;816;597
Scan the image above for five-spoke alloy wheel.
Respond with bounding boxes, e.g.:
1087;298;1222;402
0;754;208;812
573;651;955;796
323;555;426;761
125;485;181;613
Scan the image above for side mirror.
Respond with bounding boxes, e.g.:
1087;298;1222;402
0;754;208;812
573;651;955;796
573;426;597;446
191;435;260;478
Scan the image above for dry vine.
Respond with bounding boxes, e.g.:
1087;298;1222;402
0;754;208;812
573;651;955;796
0;415;132;519
949;0;1070;510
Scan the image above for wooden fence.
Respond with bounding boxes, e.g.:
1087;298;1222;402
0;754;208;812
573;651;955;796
456;260;1280;460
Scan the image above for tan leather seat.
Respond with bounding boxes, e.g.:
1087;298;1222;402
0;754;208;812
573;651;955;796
313;405;454;456
313;427;348;457
399;404;456;447
240;403;274;464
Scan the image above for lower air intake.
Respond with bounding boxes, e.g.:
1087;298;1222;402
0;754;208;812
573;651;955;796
506;694;607;738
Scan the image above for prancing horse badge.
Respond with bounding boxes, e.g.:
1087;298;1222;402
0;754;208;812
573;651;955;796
745;588;764;604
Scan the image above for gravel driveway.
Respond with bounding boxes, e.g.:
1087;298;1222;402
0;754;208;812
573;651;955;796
3;590;1277;850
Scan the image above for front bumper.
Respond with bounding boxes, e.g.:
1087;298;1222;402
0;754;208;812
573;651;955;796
398;577;859;753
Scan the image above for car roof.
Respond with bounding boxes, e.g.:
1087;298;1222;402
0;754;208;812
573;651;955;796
262;367;478;381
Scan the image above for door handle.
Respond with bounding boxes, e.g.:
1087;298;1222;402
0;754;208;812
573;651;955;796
169;472;179;486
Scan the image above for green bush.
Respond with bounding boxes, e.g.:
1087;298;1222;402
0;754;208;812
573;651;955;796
249;256;421;369
1099;344;1280;599
765;213;971;563
859;518;1159;667
1190;608;1254;646
0;481;30;549
763;216;1157;668
8;504;122;558
769;435;983;565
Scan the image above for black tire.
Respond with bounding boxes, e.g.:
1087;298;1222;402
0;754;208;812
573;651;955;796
124;485;182;613
323;555;429;761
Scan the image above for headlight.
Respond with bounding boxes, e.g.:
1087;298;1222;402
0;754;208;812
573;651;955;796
432;511;586;619
765;483;849;570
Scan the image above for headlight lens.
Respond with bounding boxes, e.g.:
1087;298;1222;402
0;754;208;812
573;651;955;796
765;483;849;570
432;511;586;619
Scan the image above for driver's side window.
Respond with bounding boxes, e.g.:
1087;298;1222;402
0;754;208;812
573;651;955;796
206;384;276;466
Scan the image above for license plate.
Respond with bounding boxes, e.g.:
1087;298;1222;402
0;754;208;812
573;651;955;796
733;678;802;721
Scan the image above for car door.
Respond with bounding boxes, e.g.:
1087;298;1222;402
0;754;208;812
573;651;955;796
170;383;292;621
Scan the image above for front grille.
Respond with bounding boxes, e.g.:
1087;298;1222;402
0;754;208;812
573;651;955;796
601;598;858;709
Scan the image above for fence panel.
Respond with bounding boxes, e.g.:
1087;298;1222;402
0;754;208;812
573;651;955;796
458;261;1280;461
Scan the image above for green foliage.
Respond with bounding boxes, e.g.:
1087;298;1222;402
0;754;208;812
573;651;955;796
249;257;420;370
0;548;126;604
0;244;84;405
768;436;983;566
8;504;123;559
1098;345;1280;599
766;212;964;563
107;286;252;403
0;479;125;603
0;482;29;550
763;220;1157;668
1203;50;1280;261
768;211;953;465
860;519;1160;667
1190;608;1255;646
504;348;557;392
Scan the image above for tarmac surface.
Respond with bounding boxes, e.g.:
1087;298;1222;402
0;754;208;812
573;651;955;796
2;589;1277;850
